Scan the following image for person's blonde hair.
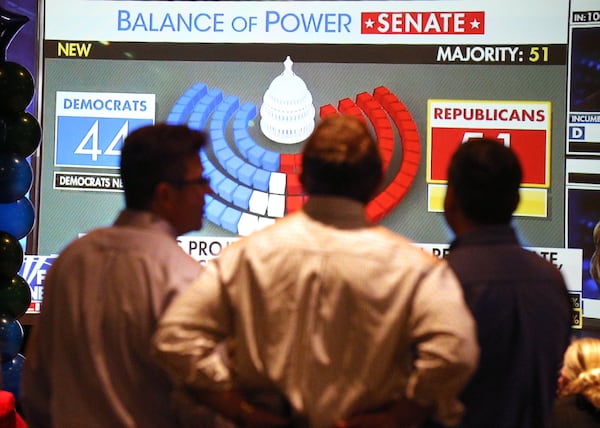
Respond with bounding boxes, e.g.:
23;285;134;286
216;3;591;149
560;337;600;407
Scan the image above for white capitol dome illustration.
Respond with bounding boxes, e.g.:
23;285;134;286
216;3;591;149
260;56;316;144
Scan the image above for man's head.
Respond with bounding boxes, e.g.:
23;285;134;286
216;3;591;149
120;123;211;235
444;138;522;233
300;115;383;204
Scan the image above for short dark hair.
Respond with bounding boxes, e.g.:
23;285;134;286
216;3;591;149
120;123;207;210
300;115;382;204
447;138;522;225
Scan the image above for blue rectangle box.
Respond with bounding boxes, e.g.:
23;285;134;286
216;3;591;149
55;117;152;168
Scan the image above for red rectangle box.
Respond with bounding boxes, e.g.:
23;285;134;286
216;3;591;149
286;173;303;195
286;195;305;214
279;153;297;174
429;127;548;186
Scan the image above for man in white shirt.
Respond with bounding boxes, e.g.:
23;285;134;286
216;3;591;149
152;115;479;428
22;124;214;428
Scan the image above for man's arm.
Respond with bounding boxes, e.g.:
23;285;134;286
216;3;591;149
334;397;433;428
152;260;291;427
152;261;233;390
403;260;479;426
189;389;291;428
20;323;52;428
20;263;59;428
335;259;478;428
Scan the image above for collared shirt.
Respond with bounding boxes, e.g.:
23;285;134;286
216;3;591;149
445;225;571;428
22;210;203;428
153;196;479;428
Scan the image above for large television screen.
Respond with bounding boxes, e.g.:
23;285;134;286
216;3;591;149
24;0;600;328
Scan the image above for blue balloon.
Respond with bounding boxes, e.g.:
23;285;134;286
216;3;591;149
0;315;23;362
1;353;25;400
0;152;32;203
0;197;34;240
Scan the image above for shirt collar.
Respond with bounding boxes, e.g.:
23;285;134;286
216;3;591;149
302;196;371;229
113;209;179;238
450;224;519;250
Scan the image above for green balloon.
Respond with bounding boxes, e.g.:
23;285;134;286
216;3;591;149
0;111;41;158
0;275;31;318
0;231;23;279
0;62;34;114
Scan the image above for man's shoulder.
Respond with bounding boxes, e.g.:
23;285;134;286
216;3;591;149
57;225;193;264
54;226;111;256
218;215;436;268
374;227;445;264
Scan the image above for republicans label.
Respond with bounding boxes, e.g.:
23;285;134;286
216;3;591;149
427;99;551;186
55;91;155;168
426;99;551;217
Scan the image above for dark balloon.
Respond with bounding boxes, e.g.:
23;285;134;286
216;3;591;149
0;111;42;158
0;61;35;114
0;7;29;62
0;275;31;318
0;231;23;279
1;353;25;400
0;197;34;240
0;152;32;202
0;314;23;363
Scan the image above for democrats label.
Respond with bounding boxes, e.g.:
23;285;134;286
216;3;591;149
55;91;155;168
54;171;123;192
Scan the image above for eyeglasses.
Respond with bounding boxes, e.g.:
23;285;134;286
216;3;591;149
168;176;211;188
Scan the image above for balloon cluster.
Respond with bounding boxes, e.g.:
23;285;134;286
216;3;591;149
0;6;41;400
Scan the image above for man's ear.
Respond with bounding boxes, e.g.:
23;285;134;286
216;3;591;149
444;184;455;213
152;182;175;214
443;184;460;234
299;167;309;194
512;191;521;214
367;171;385;202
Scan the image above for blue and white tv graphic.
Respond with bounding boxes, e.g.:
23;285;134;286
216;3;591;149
19;255;57;313
55;91;156;168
